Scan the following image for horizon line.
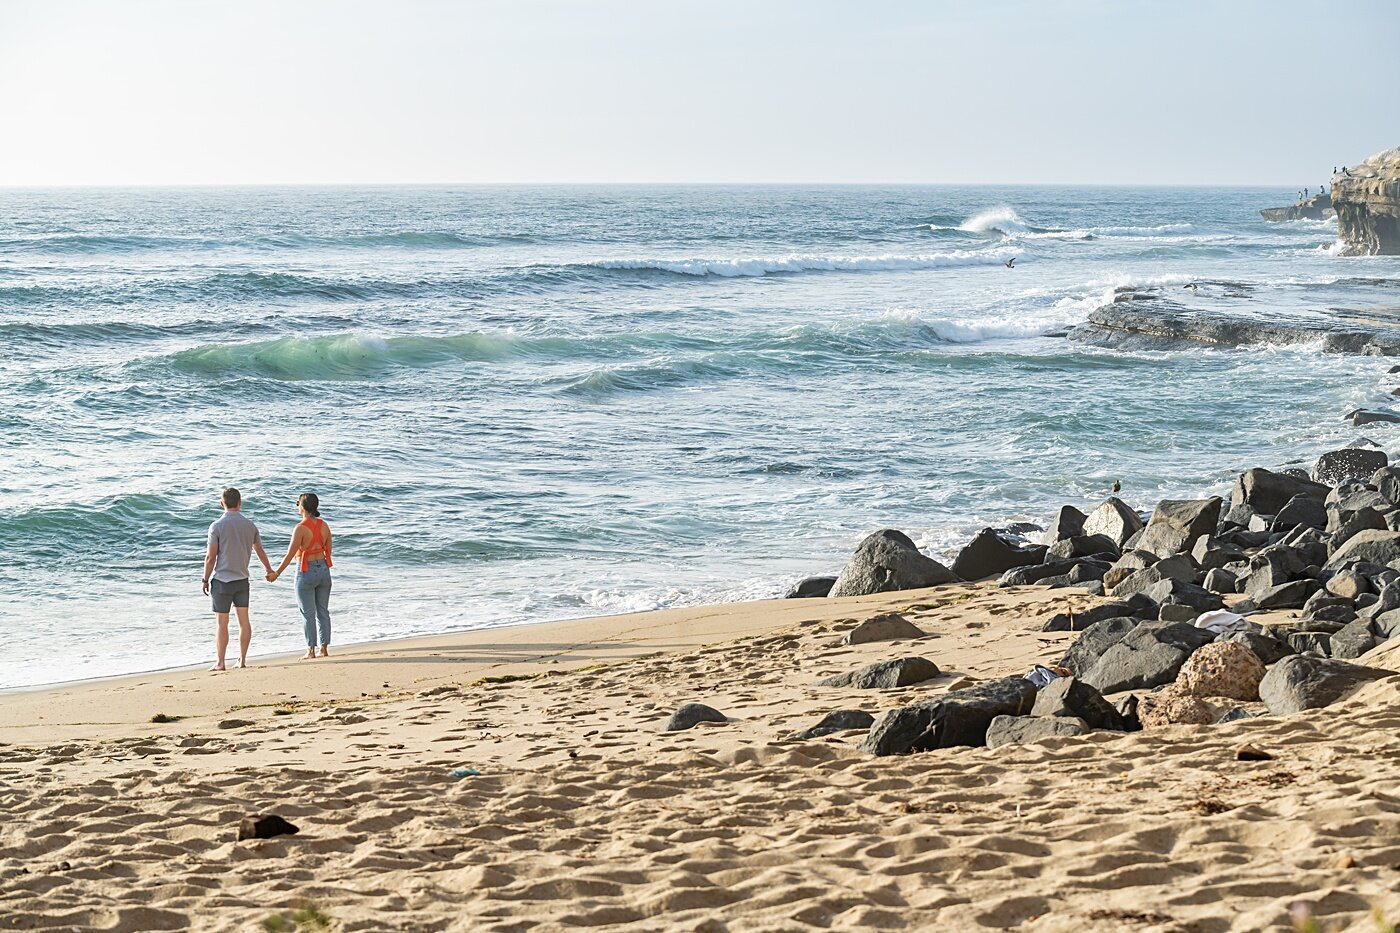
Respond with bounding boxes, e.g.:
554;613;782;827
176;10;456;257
0;179;1319;190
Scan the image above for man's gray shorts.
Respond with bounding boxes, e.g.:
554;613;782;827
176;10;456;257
211;577;250;614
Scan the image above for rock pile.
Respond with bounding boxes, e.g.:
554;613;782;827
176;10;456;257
811;444;1400;756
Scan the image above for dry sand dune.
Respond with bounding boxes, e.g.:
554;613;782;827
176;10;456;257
2;584;1399;931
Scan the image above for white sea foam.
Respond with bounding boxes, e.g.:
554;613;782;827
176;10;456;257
589;247;1016;277
959;207;1032;235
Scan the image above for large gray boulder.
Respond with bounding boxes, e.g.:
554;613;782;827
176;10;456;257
1257;655;1393;714
1328;619;1380;660
1231;468;1329;516
1030;676;1132;730
951;528;1044;581
819;656;940;689
1111;554;1196;599
861;676;1039;756
1060;616;1142;676
1082;497;1145;548
986;715;1089;749
1148;497;1223;540
1314;447;1388;486
1372;466;1400;504
1273;494;1328;532
1078;621;1216;694
829;529;957;597
1326;529;1400;571
1040;596;1154;633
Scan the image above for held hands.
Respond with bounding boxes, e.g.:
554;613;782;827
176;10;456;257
266;569;280;583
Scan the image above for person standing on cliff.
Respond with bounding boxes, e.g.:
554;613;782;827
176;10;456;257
202;487;274;671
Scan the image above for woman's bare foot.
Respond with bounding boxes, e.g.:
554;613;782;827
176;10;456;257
237;660;249;669
301;650;317;660
318;646;329;657
209;663;226;672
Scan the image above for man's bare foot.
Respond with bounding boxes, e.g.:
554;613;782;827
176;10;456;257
318;647;329;657
301;650;317;660
209;663;226;672
237;660;249;669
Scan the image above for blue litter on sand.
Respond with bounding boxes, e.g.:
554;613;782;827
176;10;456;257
450;767;482;778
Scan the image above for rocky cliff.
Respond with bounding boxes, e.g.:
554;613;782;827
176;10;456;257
1261;191;1333;221
1332;146;1400;255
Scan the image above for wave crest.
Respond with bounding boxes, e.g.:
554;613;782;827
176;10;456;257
582;247;1015;278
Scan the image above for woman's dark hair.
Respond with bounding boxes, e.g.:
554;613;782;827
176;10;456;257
298;492;321;517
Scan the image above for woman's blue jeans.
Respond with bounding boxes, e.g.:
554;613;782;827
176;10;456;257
295;559;332;647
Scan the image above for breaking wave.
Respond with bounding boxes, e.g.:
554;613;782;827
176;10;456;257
581;247;1016;277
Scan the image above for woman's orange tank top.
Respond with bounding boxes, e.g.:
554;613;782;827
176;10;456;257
298;518;333;572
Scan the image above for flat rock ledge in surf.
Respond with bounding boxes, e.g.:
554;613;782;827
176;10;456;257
1260;191;1335;222
1068;295;1400;356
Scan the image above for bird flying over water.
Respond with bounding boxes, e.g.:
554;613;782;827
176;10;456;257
1005;257;1016;268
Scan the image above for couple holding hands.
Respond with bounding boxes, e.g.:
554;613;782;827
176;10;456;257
202;488;334;670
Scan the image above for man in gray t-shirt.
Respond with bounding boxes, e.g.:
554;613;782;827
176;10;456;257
202;487;274;671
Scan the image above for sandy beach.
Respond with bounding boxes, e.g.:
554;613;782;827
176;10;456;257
3;582;1398;932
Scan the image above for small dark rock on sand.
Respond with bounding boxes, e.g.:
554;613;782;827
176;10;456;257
665;703;728;731
237;814;299;841
795;709;877;739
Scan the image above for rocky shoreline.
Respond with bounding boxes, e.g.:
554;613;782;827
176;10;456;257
773;283;1400;758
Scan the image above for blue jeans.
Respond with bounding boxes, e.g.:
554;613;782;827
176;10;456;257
295;560;332;647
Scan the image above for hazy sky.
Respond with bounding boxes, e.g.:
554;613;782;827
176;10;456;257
2;0;1395;186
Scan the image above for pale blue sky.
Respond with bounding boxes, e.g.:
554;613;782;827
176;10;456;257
1;0;1395;185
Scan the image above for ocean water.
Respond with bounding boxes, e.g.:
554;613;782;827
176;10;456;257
2;185;1396;689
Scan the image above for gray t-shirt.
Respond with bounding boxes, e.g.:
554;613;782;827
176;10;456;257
208;510;261;583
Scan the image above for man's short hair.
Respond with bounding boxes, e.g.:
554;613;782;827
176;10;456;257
221;487;241;509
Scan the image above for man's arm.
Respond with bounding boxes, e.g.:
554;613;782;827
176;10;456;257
253;539;273;575
202;536;218;596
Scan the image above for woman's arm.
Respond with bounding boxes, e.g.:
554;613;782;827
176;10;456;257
272;526;309;579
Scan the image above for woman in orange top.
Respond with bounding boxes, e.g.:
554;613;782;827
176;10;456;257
270;492;334;659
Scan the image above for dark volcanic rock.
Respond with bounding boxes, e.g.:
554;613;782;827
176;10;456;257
1112;554;1196;599
998;560;1081;587
842;613;927;645
1203;568;1239;595
1030;676;1132;730
1046;505;1088;542
819;657;940;690
1328;619;1379;660
1326;530;1400;571
1046;534;1119;561
665;703;728;731
1351;410;1400;427
1258;655;1393;714
1040;597;1154;633
1232;468;1330;516
829;530;957;597
1145;578;1223;614
786;575;837;599
1314;447;1389;485
1251;580;1314;610
1372;466;1400;504
1273;494;1328;533
986;715;1089;749
1149;498;1223;541
1060;616;1143;676
795;709;876;739
237;814;300;841
1220;630;1295;665
861;676;1039;756
951;528;1044;581
1078;621;1216;694
1082;497;1145;548
1287;631;1333;655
